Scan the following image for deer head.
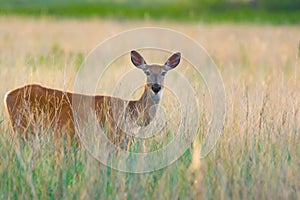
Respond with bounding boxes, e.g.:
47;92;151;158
131;50;181;103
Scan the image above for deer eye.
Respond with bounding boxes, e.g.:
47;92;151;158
162;71;167;76
145;71;150;76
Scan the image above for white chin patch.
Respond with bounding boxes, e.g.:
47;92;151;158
150;90;162;103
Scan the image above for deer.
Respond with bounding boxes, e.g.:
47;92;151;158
4;50;181;149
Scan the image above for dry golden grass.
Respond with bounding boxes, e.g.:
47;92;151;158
0;16;299;199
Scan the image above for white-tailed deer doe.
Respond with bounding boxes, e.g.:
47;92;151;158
4;50;181;148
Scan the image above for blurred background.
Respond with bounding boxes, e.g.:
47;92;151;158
1;0;300;24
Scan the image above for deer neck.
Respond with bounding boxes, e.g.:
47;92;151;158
128;85;162;126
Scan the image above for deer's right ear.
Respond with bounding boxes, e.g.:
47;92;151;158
131;50;146;69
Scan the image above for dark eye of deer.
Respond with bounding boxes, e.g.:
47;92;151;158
145;71;150;76
162;72;167;76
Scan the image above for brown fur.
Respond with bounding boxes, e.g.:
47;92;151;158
4;84;156;148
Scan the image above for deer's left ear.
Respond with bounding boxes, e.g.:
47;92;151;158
165;52;181;70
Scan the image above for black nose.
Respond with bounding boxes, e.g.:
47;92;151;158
151;83;161;94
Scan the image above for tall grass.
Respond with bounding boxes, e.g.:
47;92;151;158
0;17;299;199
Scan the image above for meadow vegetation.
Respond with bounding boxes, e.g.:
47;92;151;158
0;16;299;199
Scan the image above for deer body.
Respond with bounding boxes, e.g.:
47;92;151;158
4;51;181;147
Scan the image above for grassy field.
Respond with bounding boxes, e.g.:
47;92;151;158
0;16;300;199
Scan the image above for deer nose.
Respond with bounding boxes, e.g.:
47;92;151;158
151;83;161;94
